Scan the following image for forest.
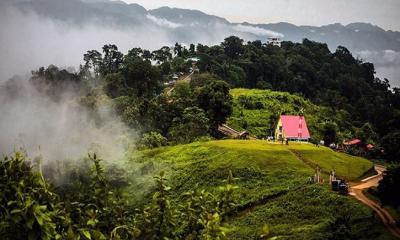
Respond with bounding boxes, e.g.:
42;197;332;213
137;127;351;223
77;37;400;160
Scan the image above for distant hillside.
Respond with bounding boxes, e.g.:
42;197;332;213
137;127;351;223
227;89;352;141
133;140;386;239
148;6;229;25
4;0;400;52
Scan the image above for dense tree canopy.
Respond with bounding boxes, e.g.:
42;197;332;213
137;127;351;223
24;36;400;160
378;164;400;207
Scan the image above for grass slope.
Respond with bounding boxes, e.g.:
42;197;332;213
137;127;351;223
131;140;394;239
288;144;373;181
227;88;351;140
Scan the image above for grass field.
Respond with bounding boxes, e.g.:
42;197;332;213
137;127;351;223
287;143;373;181
130;140;394;239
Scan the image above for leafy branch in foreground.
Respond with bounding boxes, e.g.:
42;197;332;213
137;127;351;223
1;153;238;240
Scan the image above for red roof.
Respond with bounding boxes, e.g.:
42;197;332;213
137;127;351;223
344;139;362;145
281;115;310;139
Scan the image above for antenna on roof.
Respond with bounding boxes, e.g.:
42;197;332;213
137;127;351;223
299;108;305;116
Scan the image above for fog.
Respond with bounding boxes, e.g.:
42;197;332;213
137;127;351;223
0;74;135;162
0;4;279;83
0;5;172;83
356;50;400;87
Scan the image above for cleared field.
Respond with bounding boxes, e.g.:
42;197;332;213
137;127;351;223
288;143;373;180
136;140;313;205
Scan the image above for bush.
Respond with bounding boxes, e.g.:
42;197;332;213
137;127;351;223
168;107;210;144
140;132;168;149
0;153;61;239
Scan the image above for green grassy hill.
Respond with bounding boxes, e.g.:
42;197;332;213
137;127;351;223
131;140;394;239
227;88;352;141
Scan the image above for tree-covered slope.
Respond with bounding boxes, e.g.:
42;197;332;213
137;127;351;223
132;140;391;239
227;88;352;141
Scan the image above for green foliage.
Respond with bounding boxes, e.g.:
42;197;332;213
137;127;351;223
1;152;238;240
355;123;378;145
169;107;210;144
140;132;168;149
323;121;339;146
221;36;244;59
127;170;236;240
0;153;61;240
104;73;126;98
196;80;233;135
381;131;400;161
326;201;355;240
152;46;172;64
378;164;400;207
100;44;124;76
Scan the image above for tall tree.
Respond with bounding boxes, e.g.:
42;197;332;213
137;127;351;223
100;44;123;76
221;36;244;59
83;50;102;78
196;80;233;135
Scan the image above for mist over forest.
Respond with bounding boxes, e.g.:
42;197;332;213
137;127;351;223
1;0;400;86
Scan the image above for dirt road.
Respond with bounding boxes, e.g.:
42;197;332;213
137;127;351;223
350;165;400;238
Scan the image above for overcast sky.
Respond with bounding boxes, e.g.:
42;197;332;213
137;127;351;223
122;0;400;31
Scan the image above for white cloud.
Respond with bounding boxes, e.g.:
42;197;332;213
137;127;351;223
357;50;400;66
232;24;284;38
146;14;182;29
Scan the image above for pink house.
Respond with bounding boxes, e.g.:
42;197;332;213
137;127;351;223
275;115;311;141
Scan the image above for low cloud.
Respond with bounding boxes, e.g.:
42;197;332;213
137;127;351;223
232;24;284;38
356;49;400;66
0;5;172;82
0;75;135;162
356;50;400;87
146;14;183;29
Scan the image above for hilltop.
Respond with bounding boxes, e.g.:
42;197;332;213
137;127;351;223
131;140;396;239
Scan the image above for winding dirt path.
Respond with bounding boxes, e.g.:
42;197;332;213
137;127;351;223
350;165;400;238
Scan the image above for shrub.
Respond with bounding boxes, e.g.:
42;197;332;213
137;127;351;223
169;107;210;144
140;132;168;149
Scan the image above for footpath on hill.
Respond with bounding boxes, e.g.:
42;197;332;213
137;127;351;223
289;147;400;238
350;165;400;239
